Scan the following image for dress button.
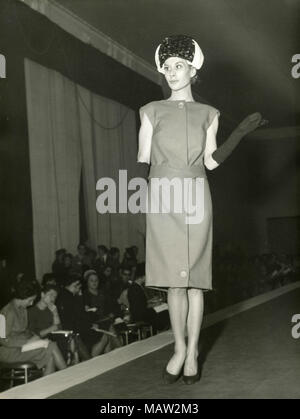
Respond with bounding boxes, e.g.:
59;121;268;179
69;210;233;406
180;270;187;278
178;102;184;109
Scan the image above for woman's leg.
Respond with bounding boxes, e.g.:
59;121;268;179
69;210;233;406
43;354;55;376
50;342;67;370
103;339;112;353
76;336;91;361
184;288;204;375
166;287;188;374
91;334;109;357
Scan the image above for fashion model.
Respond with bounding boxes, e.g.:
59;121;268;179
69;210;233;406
137;35;266;385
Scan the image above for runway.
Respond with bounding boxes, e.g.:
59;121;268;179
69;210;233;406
1;282;300;399
49;285;300;399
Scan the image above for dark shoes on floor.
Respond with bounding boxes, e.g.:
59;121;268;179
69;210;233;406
162;359;201;385
162;364;183;384
182;358;201;385
182;369;201;385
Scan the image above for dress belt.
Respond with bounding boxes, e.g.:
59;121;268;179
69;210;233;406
149;164;207;179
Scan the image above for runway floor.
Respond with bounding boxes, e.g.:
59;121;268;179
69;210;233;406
49;287;300;399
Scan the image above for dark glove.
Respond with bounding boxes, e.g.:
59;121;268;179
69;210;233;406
212;112;268;164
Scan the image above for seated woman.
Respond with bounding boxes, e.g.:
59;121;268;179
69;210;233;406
56;274;113;359
82;270;122;351
28;284;78;365
128;264;170;333
0;277;66;375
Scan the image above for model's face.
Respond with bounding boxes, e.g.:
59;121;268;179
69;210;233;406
163;57;195;91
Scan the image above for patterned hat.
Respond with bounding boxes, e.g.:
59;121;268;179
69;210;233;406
155;34;204;74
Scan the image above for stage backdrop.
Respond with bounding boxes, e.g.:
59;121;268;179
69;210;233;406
25;58;144;279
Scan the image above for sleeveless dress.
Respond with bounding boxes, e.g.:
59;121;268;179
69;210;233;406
139;100;220;290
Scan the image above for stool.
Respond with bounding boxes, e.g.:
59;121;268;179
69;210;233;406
0;362;41;388
120;323;143;345
119;322;153;345
137;321;154;339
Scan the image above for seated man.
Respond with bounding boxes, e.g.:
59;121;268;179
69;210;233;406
127;263;170;333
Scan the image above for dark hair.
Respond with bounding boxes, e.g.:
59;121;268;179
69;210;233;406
14;278;40;300
64;273;81;288
109;247;120;256
97;245;108;253
63;253;73;261
55;248;66;257
42;273;57;287
41;283;59;295
124;247;136;259
188;64;200;85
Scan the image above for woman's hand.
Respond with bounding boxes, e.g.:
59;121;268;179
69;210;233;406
237;112;268;136
51;324;59;332
48;303;58;313
26;335;41;343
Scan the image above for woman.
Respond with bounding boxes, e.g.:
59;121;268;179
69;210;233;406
56;274;114;358
138;35;266;384
0;278;66;375
83;270;122;352
28;284;61;338
28;284;78;365
83;270;108;321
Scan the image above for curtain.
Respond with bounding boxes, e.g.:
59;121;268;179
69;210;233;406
76;84;145;259
24;58;144;279
25;58;82;279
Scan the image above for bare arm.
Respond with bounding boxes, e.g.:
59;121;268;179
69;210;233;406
204;114;220;170
137;113;153;164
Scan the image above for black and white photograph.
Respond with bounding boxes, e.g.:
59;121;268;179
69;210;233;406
0;0;299;401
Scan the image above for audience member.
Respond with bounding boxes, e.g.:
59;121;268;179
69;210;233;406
51;249;66;279
83;270;122;351
0;278;66;375
94;245;109;275
128;263;169;333
56;274;111;359
73;243;92;274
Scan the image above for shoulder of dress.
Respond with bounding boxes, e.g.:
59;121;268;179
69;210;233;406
196;102;218;112
139;100;158;109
